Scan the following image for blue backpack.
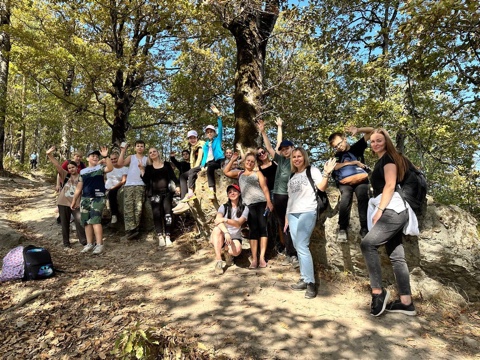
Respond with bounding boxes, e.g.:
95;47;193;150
333;152;369;186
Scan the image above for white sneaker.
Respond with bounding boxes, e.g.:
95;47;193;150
81;244;94;253
111;215;118;224
165;235;173;246
92;244;104;254
158;235;166;247
173;202;189;214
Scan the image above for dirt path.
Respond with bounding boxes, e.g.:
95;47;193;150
0;174;479;359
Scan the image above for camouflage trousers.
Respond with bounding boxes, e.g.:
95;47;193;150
124;185;146;231
80;197;106;226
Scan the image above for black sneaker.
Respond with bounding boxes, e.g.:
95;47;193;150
386;299;417;316
370;288;390;316
290;279;307;291
360;228;368;238
305;283;317;299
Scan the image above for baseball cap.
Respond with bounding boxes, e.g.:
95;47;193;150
204;125;216;132
226;184;241;194
87;150;101;157
187;130;198;138
278;140;294;150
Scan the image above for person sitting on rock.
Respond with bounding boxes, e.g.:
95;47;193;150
200;104;225;200
172;130;205;214
328;125;373;241
210;184;249;275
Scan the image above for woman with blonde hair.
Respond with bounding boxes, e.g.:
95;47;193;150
286;147;336;299
224;151;273;268
361;128;418;317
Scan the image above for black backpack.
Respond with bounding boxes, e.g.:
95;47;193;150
397;161;428;215
23;245;55;280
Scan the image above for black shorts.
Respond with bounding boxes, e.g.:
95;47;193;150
247;202;268;240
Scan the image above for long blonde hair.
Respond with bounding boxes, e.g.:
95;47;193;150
290;147;310;173
371;128;408;182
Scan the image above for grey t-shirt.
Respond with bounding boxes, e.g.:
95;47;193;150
238;171;266;205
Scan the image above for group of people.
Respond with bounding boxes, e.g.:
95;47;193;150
209;120;418;317
46;105;418;317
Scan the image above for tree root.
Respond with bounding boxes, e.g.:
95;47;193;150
1;290;48;314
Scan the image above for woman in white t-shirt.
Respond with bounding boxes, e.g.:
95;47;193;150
210;184;249;275
105;151;128;224
286;147;336;299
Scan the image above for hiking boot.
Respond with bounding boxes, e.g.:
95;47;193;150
291;256;300;269
81;243;94;253
224;250;234;266
337;229;348;243
281;256;292;266
290;279;307;291
305;283;317;299
370;288;390;317
111;215;118;224
172;202;189;215
386;299;417;316
158;234;166;247
165;235;173;247
92;244;104;255
214;260;224;275
360;228;368;238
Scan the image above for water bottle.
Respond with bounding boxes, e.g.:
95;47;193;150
263;208;270;217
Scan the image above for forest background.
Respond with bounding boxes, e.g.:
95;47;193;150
0;0;479;220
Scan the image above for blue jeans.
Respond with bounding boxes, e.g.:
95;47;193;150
360;209;412;295
288;211;317;284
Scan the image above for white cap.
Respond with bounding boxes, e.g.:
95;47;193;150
187;130;198;138
204;125;216;132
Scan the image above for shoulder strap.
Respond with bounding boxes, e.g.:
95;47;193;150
305;166;316;194
61;173;71;189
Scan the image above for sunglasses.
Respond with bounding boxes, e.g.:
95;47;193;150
257;151;266;156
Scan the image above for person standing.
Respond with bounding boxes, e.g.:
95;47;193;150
170;150;191;175
71;147;113;255
286;147;336;299
258;118;299;268
105;151;128;225
140;147;179;247
361;128;418;316
117;140;148;240
46;146;87;248
328;125;373;241
30;152;38;170
224;152;273;269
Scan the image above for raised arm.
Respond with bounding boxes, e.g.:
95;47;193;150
346;125;374;142
317;158;337;191
223;152;241;179
211;105;223;142
100;146;114;173
117;143;131;167
257;119;275;158
46;146;68;180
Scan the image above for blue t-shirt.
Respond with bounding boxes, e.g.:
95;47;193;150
80;165;106;198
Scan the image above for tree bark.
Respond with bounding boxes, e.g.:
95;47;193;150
220;1;280;149
0;0;11;171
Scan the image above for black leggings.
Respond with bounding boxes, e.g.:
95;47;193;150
150;192;173;235
205;159;223;188
108;187;121;216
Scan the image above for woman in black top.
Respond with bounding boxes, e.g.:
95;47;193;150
140;147;179;247
256;146;277;193
361;129;416;317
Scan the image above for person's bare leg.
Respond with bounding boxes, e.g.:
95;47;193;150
249;240;258;268
259;236;268;267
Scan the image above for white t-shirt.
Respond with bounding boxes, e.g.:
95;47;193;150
125;155;147;186
217;204;249;239
286;166;323;214
105;166;128;189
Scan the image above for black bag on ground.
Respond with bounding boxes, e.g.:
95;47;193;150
22;245;55;280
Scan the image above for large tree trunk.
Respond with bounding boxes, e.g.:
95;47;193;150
110;70;135;146
0;0;10;171
223;1;279;149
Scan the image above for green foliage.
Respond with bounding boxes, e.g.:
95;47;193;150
112;322;160;360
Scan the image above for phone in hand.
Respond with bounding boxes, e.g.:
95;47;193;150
120;141;127;148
